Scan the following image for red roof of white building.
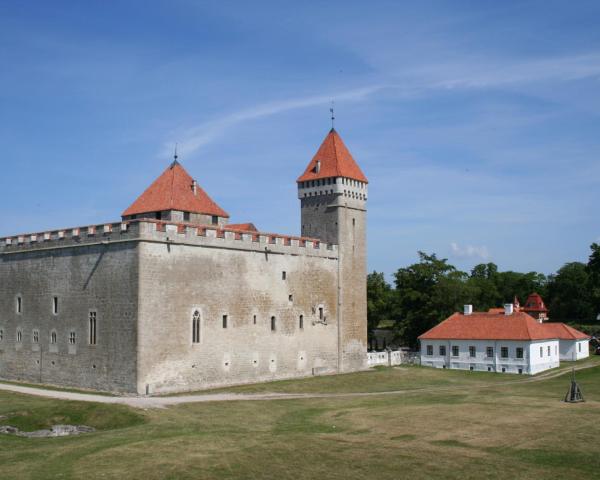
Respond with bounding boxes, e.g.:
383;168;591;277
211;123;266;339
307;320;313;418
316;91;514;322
122;161;229;218
419;311;589;342
297;129;368;183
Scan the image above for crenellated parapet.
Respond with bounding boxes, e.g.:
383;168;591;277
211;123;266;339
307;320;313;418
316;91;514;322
0;219;337;259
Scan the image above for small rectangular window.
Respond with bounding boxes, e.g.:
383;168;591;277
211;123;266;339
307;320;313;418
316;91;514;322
501;347;508;358
222;315;228;329
17;330;22;342
183;212;190;222
426;345;433;356
319;307;324;320
451;346;459;357
439;345;446;356
271;316;276;331
33;330;39;343
282;271;287;280
69;331;76;344
299;315;304;329
469;346;476;357
253;315;257;325
540;346;543;357
212;215;218;225
516;347;523;359
0;329;3;341
192;310;201;343
289;294;293;302
16;296;22;314
155;211;162;220
486;347;494;358
578;343;581;353
89;311;97;345
50;331;57;344
547;346;551;356
53;297;58;315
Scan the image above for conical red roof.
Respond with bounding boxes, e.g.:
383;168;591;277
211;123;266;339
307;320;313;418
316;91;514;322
297;129;368;183
523;293;547;313
122;161;229;218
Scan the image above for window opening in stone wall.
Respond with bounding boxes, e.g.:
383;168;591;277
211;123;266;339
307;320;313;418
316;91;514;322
17;330;22;342
0;329;3;341
69;331;76;344
540;346;543;357
469;346;476;357
222;315;228;329
271;316;276;331
212;215;218;225
282;271;286;280
155;211;162;220
501;347;508;358
319;307;323;320
253;315;257;325
192;310;201;343
51;331;57;344
288;294;293;302
33;330;39;343
16;296;22;314
53;297;58;315
299;315;304;329
89;311;97;345
184;212;190;222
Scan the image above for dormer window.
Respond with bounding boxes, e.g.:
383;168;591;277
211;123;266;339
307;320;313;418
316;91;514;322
212;216;218;225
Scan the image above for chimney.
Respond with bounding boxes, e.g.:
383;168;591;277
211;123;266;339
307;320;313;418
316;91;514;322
504;303;514;316
464;305;473;316
191;180;197;195
315;160;321;173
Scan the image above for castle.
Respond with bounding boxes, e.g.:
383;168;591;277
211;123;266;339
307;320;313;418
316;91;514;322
0;128;368;394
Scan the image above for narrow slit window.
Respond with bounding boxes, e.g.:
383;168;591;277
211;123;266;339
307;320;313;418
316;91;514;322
89;311;97;345
50;331;57;344
192;310;201;343
33;330;39;343
319;307;324;320
271;316;276;331
16;296;22;314
0;329;3;341
69;331;76;344
53;297;58;315
282;271;286;280
253;315;257;325
222;315;228;329
288;294;293;302
299;315;304;329
17;330;22;342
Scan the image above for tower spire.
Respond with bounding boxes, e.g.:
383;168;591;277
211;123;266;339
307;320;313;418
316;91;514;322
330;101;335;130
171;143;179;167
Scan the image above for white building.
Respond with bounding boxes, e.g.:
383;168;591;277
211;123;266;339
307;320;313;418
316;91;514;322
543;323;590;361
418;304;574;375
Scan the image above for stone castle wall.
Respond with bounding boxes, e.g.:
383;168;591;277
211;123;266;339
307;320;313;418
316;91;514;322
0;222;140;392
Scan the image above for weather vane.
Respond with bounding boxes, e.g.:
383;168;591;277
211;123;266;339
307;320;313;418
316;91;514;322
330;101;335;129
174;143;179;162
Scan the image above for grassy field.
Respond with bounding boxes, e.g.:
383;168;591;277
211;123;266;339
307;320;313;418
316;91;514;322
1;360;599;479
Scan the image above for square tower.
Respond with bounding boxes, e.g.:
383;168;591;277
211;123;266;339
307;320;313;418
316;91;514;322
297;129;368;372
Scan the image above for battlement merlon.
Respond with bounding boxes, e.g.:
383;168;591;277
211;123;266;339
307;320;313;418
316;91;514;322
0;219;338;259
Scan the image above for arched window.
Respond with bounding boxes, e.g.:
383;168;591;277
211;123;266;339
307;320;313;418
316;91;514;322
192;310;201;343
51;331;57;344
17;330;22;343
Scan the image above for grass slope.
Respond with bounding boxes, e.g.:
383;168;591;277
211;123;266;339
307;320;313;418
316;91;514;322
1;360;599;479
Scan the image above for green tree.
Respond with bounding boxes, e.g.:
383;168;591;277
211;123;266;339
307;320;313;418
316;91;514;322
587;243;600;319
392;252;473;348
366;272;392;340
546;262;593;321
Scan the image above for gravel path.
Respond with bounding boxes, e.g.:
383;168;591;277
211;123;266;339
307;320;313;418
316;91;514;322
0;363;596;409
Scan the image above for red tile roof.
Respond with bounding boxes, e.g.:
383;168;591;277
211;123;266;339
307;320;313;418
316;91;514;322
297;129;368;183
122;161;229;218
541;323;589;340
226;223;258;232
522;293;548;312
418;311;558;341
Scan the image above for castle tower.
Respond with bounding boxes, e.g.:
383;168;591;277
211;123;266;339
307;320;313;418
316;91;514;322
297;128;368;372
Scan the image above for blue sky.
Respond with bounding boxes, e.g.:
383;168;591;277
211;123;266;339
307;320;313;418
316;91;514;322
1;1;599;278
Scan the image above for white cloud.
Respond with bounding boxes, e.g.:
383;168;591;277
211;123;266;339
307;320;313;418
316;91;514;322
163;85;385;157
450;242;490;260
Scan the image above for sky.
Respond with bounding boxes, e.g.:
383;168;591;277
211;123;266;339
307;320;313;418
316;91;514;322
1;1;599;279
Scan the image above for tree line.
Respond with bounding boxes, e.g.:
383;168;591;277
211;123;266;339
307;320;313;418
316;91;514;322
367;243;600;348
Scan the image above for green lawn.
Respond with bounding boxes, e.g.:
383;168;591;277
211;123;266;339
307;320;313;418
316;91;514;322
1;360;599;479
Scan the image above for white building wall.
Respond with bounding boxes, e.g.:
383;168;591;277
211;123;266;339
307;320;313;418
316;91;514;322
420;338;560;375
559;339;590;361
528;340;560;374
